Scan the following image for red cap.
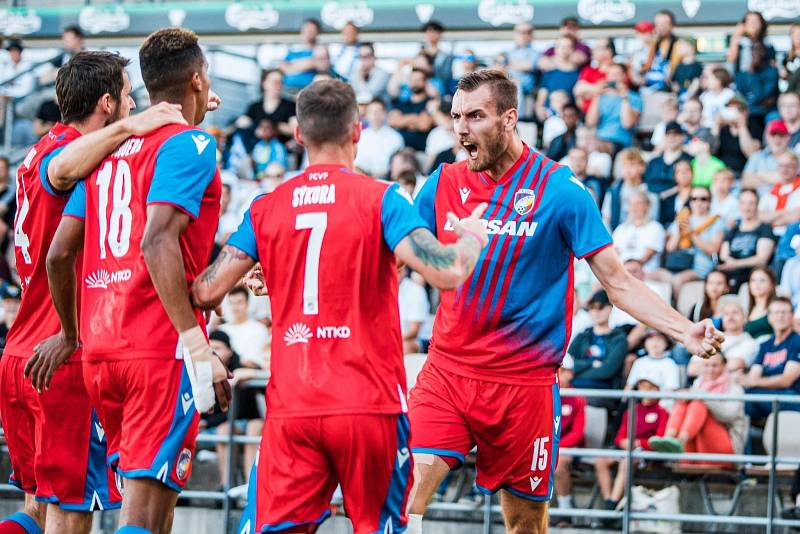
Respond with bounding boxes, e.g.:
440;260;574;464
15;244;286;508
634;20;655;33
767;119;789;136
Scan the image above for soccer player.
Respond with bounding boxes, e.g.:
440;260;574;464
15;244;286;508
40;29;229;534
406;69;724;533
0;51;183;534
190;79;488;534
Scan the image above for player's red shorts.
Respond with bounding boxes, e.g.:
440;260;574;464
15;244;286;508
82;357;200;492
238;413;412;534
408;362;561;502
0;356;121;510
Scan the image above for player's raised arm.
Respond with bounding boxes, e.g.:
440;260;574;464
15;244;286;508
587;246;724;358
393;203;488;290
25;185;86;391
47;102;187;192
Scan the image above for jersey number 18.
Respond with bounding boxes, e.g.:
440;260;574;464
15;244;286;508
96;160;133;259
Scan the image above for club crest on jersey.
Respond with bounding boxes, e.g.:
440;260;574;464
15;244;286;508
513;188;536;216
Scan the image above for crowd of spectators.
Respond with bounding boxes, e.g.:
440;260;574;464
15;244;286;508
2;10;800;518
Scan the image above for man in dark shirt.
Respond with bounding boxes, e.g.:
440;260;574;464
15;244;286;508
547;102;580;162
388;68;434;151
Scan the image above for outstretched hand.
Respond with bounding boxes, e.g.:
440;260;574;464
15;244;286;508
681;319;725;359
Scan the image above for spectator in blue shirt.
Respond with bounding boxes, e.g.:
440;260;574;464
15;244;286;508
536;36;580;113
743;297;800;420
735;41;779;137
586;63;643;155
506;22;539;107
421;21;454;96
251;119;289;177
280;19;321;93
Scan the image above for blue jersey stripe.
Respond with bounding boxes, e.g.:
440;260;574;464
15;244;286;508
469;152;542;314
483;158;555;319
462;151;535;308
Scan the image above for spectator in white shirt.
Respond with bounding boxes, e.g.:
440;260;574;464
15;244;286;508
0;39;34;100
349;42;390;103
759;150;800;235
711;168;740;227
219;286;271;371
626;330;681;403
613;191;665;273
333;21;360;80
354;98;405;178
399;268;430;354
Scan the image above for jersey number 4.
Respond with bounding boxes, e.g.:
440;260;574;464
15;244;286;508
96;160;132;259
14;171;32;264
296;212;327;315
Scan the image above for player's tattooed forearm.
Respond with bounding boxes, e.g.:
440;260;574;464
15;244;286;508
199;246;250;283
409;229;456;269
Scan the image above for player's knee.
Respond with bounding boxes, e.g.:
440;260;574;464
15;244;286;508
505;508;548;534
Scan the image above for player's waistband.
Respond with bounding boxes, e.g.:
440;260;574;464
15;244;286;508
82;349;180;362
3;346;82;362
426;350;558;386
266;404;406;419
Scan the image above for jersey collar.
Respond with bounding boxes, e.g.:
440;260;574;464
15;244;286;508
50;122;82;142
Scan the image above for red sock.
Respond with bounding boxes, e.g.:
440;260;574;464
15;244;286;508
0;520;28;534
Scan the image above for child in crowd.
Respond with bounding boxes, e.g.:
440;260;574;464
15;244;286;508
554;354;587;522
252;118;289;177
626;330;682;407
595;377;669;511
650;96;680;155
687;129;726;188
671;38;703;98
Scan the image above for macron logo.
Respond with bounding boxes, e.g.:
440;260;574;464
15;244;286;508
530;476;543;492
459;187;471;204
397;447;410;468
191;134;210;155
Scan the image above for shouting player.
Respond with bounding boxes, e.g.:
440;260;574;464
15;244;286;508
40;29;228;534
0;51;183;534
406;69;724;533
190;79;488;534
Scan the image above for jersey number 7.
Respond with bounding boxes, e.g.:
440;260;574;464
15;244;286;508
295;212;327;316
96;160;133;259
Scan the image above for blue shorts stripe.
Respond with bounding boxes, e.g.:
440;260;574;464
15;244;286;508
260;509;331;533
548;382;562;501
4;512;42;534
237;459;259;534
377;414;412;533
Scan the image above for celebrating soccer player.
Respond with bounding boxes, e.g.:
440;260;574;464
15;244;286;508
40;29;228;534
405;69;724;533
0;51;184;534
190;78;488;534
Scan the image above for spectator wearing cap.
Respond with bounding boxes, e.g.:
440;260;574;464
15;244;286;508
585;63;642;155
629;20;655;87
595;377;668;513
553;353;586;521
0;282;21;355
0;39;33;100
201;330;265;490
567;290;628;396
645;121;691;199
626;330;680;400
280;19;322;93
642;10;680;91
355;98;404;179
573;37;616;115
743;119;792;190
421;21;454;96
743;296;800;419
349;42;390;104
650;352;747;467
505;22;539;107
735;40;780;135
759;151;800;236
687;129;726;188
777;92;800;150
719;188;775;290
540;17;591;69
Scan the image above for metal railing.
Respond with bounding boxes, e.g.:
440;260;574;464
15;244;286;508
3;383;800;533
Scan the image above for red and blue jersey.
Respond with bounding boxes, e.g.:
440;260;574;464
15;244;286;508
415;145;612;385
63;124;221;360
5;123;83;361
227;164;426;417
